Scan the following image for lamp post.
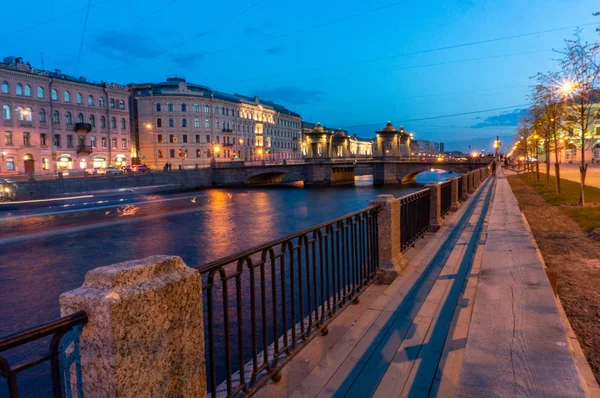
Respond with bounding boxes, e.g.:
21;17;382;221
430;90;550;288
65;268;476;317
1;151;6;174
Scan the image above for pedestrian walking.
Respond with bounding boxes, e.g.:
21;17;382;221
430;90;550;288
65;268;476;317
164;162;168;172
168;162;172;171
492;162;497;173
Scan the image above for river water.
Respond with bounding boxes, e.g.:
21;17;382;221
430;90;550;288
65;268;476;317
0;170;455;397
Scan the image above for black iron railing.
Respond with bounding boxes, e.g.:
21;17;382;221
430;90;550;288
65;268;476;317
0;311;88;398
198;207;379;397
457;176;464;202
440;181;452;217
400;189;431;252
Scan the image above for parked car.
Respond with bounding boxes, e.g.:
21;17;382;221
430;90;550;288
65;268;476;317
104;167;123;176
132;165;151;173
0;178;18;202
120;165;133;174
85;168;99;175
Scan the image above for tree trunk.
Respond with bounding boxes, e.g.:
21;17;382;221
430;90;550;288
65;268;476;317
555;163;561;194
545;159;550;186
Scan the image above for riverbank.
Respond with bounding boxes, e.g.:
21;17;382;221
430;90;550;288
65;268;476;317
507;174;600;382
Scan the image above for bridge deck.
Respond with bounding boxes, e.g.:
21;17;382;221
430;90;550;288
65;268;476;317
256;168;594;397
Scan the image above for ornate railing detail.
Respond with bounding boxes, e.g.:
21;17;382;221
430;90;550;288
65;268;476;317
400;189;431;252
0;311;87;397
198;207;379;397
440;181;452;217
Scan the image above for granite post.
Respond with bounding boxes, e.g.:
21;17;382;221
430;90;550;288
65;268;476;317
60;255;206;397
449;177;460;211
461;174;469;201
369;195;407;284
472;171;479;189
426;183;442;232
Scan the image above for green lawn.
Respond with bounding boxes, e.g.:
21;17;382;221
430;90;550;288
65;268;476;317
515;172;600;232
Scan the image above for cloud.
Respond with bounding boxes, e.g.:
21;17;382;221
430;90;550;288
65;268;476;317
171;52;205;69
254;86;325;105
265;47;284;55
471;108;528;129
89;30;164;62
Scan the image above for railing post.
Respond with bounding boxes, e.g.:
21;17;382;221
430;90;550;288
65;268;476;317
472;171;479;190
449;177;460;211
368;195;407;284
60;255;206;397
461;174;469;200
426;183;442;232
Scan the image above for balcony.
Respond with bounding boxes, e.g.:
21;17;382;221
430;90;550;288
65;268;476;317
222;142;234;147
222;128;233;133
77;145;93;155
75;123;92;132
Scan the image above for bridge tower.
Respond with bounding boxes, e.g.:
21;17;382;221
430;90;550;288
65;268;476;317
304;122;333;161
332;128;351;158
375;121;402;159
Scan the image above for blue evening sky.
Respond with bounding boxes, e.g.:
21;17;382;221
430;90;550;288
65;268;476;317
2;0;599;152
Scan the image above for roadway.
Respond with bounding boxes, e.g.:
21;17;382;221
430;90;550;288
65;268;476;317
547;162;600;189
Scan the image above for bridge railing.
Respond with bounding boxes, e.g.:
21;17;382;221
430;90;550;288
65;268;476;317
440;181;452;217
458;176;464;202
198;206;379;397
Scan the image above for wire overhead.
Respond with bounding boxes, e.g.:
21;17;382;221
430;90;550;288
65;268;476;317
73;0;93;75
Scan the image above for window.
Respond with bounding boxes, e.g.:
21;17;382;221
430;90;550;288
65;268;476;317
157;134;163;143
53;134;61;146
101;137;107;148
156;117;162;128
158;149;164;158
156;103;161;111
40;133;47;146
222;107;225;115
170;149;175;158
122;139;127;149
596;126;600;136
194;118;200;128
67;135;74;148
42;158;49;170
167;103;174;112
4;131;13;145
99;97;105;107
76;93;83;104
195;134;200;143
37;87;45;98
204;104;209;113
64;91;71;102
25;107;32;121
216;135;220;144
1;81;8;94
182;118;187;128
16;107;23;121
16;83;23;96
52;110;59;124
214;105;219;114
119;100;125;109
51;89;58;101
88;95;94;105
89;114;96;127
206;135;210;143
196;149;201;157
66;112;73;125
111;117;116;129
168;118;174;128
181;103;187;112
2;105;10;120
169;134;175;143
182;135;188;143
111;138;117;149
100;116;106;128
194;104;199;112
90;136;97;148
121;118;126;130
205;119;210;128
110;98;115;108
77;113;84;123
23;84;31;97
6;157;14;171
215;120;219;128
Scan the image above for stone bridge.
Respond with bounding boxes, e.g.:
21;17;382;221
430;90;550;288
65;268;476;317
211;160;492;186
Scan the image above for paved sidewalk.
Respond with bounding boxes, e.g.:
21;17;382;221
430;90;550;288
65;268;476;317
548;162;600;189
257;175;496;397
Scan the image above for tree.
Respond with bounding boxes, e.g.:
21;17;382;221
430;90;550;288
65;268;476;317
558;31;600;205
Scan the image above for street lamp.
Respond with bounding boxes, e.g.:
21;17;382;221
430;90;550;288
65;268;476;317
1;151;6;174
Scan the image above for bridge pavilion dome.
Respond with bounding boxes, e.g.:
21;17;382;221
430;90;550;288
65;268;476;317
377;121;398;135
332;128;349;142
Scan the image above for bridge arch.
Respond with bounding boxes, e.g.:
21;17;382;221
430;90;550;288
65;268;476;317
247;171;288;185
400;166;462;184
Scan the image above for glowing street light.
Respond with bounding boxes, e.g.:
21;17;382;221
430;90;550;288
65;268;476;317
238;138;244;144
558;79;578;96
145;123;152;130
257;148;263;155
213;145;220;154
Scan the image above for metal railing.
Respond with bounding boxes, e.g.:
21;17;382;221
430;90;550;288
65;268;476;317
457;176;464;202
440;181;452;217
400;189;431;252
0;311;88;398
199;207;379;397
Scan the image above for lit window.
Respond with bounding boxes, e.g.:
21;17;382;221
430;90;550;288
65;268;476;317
6;157;14;171
2;105;10;120
122;139;127;149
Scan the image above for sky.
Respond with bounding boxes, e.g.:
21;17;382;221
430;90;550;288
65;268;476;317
2;0;599;152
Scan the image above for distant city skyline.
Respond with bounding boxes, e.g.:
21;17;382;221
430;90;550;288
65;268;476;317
2;0;599;152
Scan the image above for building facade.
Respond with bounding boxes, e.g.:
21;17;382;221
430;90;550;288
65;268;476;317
131;78;302;168
0;56;130;175
414;139;442;156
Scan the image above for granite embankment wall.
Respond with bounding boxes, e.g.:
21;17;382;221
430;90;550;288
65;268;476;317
16;169;212;200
